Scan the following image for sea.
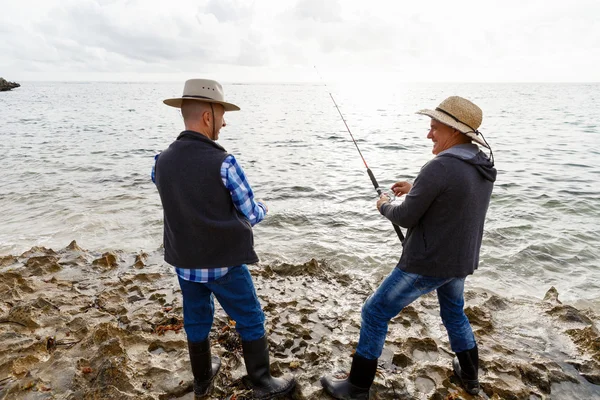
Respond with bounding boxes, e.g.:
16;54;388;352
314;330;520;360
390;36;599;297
1;81;599;306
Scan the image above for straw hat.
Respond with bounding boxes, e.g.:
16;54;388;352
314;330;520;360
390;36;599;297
163;79;240;111
416;96;488;148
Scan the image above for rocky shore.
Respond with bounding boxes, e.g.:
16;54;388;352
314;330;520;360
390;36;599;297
0;243;599;399
0;78;20;91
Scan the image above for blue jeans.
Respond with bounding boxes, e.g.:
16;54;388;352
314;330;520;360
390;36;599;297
177;265;265;343
356;267;476;360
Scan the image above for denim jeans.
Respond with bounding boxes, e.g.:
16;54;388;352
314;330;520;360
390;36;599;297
356;267;476;360
177;265;265;343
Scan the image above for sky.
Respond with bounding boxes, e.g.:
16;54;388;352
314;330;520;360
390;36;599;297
1;0;599;83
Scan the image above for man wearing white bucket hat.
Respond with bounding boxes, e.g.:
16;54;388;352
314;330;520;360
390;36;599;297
153;79;296;399
321;96;496;398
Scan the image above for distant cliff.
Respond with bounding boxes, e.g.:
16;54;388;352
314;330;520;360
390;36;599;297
0;77;20;91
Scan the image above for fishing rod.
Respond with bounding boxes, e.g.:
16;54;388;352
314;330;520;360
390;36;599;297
315;67;405;243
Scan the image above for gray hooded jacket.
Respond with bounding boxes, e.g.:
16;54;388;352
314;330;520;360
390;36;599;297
379;144;496;278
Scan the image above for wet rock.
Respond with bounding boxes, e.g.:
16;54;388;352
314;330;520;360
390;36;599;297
566;326;600;384
519;363;552;393
147;339;186;354
85;383;146;400
483;294;510;310
143;366;190;398
566;326;600;353
92;252;119;268
67;316;90;336
10;354;40;377
547;305;593;324
0;255;18;267
370;379;410;399
261;258;352;286
25;255;62;275
392;352;413;368
134;273;162;283
404;337;438;353
2;248;600;399
0;272;35;297
481;381;532;400
92;357;135;392
20;246;57;258
90;323;125;345
133;252;148;269
464;305;493;333
570;360;600;385
543;286;562;304
0;78;20;92
392;305;421;327
7;304;41;328
66;240;84;251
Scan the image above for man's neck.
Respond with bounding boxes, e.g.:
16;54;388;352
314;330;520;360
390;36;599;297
185;124;213;140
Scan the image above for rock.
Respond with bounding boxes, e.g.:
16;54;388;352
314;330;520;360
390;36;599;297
0;77;20;92
66;240;84;251
25;255;62;275
547;305;593;325
392;352;413;368
92;252;119;268
133;252;148;269
464;305;494;332
20;246;58;258
483;294;510;310
543;286;562;304
2;247;600;399
7;304;40;328
0;255;18;267
565;326;600;384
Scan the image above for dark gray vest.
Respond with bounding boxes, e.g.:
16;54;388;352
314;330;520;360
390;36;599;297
155;131;259;268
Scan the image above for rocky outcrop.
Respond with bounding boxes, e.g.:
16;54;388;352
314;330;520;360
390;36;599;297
1;245;599;399
0;78;20;91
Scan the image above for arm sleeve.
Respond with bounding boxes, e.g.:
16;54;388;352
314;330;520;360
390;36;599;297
151;153;160;184
221;155;267;226
379;160;446;228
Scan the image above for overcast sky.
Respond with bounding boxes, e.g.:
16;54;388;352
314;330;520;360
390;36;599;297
1;0;599;82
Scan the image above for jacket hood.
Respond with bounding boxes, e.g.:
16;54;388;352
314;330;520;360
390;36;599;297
437;144;497;182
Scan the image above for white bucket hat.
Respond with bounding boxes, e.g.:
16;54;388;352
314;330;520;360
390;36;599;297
416;96;488;148
163;79;240;111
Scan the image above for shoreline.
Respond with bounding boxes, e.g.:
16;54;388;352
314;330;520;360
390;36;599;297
0;243;599;399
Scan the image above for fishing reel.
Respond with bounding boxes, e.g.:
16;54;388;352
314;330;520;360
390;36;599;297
378;190;395;203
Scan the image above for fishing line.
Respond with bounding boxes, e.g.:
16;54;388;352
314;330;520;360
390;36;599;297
314;66;405;243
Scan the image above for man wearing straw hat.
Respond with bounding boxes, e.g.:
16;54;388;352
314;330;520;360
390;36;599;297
321;96;496;399
153;79;295;399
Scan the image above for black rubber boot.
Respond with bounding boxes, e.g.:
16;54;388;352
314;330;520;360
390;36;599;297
320;353;378;400
188;339;221;399
453;345;480;395
242;336;296;399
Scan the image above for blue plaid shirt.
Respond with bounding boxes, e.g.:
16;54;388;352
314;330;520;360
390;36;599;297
153;153;266;282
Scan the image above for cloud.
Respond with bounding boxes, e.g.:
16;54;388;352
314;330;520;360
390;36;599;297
0;0;598;81
294;0;342;22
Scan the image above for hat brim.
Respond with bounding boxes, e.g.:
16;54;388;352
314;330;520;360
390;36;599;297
416;109;488;148
163;97;240;112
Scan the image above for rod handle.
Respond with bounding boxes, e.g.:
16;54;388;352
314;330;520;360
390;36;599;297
392;223;405;243
367;168;405;243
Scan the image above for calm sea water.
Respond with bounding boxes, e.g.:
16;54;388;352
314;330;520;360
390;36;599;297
1;82;599;303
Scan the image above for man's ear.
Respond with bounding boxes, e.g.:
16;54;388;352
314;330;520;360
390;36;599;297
202;110;211;125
